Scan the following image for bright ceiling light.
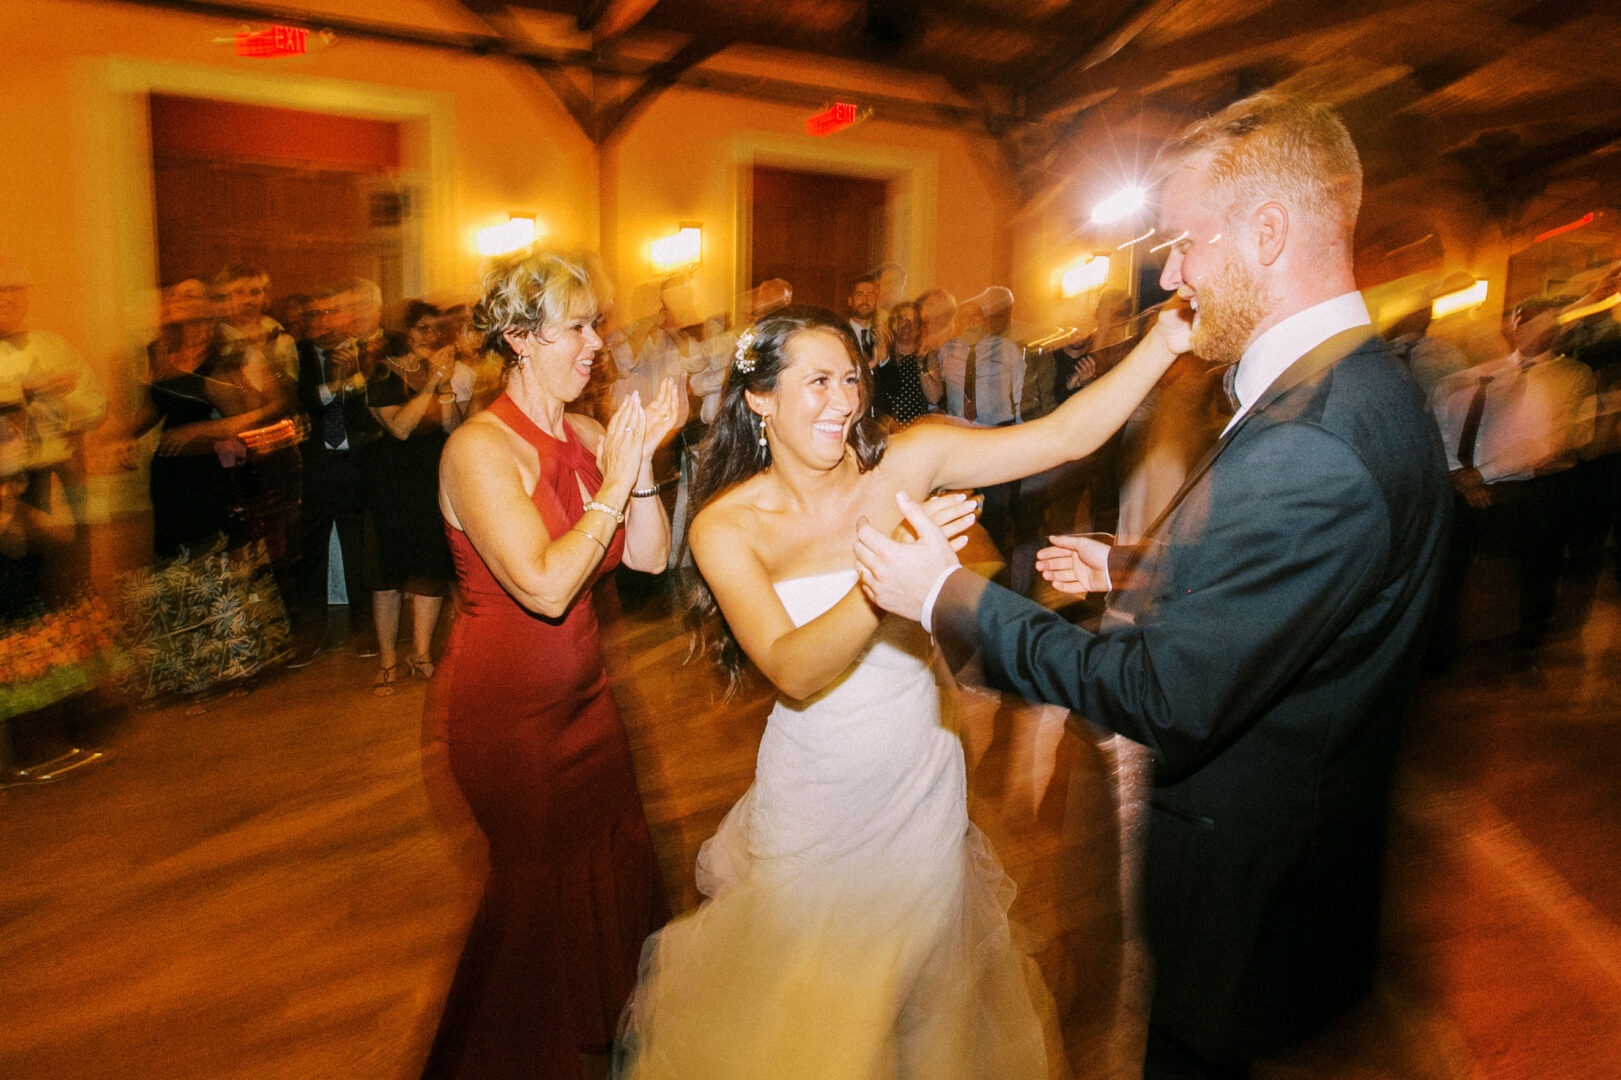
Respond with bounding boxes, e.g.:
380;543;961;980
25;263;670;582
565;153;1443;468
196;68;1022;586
1092;186;1147;224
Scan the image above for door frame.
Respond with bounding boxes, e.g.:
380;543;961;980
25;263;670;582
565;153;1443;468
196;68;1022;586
93;57;453;341
730;132;937;309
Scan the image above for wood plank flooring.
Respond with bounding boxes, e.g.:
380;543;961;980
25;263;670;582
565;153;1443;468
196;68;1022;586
2;563;1618;1079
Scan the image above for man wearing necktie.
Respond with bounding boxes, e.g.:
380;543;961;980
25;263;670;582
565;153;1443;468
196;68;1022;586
858;92;1452;1078
846;274;880;368
1427;295;1596;663
292;283;382;665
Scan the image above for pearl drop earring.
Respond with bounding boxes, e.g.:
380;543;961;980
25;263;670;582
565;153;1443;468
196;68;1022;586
758;415;768;448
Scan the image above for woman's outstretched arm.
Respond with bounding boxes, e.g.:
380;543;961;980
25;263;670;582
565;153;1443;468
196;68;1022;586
900;304;1192;493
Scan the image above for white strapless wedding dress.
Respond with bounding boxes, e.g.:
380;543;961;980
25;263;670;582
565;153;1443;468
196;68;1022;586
619;570;1057;1080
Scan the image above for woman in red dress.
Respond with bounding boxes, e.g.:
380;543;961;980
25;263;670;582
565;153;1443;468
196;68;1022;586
422;248;683;1079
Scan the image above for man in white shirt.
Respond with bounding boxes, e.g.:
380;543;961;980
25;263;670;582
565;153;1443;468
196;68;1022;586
215;263;299;387
0;258;107;561
1428;296;1596;656
938;287;1024;426
846;274;880;368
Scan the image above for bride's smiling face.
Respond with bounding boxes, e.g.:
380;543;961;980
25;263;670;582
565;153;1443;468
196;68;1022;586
750;329;861;468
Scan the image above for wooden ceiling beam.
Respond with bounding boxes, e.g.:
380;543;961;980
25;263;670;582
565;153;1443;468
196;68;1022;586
630;0;1033;84
578;0;663;40
1019;0;1183;96
1027;0;1396;118
596;34;729;142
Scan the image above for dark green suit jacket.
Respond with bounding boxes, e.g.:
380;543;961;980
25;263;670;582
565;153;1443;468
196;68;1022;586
933;330;1451;1058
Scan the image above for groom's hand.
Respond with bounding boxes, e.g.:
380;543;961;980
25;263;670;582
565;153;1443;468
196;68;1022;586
855;491;963;622
1035;533;1113;594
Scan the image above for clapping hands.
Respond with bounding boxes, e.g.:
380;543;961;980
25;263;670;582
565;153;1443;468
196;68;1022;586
642;377;686;461
597;391;649;494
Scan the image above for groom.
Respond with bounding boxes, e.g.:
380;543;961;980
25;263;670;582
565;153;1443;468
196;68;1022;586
855;93;1451;1078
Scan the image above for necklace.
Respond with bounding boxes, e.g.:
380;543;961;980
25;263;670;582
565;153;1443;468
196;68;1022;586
392;354;425;374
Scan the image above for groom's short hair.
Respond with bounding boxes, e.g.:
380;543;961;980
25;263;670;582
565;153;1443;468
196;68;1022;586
1163;92;1362;248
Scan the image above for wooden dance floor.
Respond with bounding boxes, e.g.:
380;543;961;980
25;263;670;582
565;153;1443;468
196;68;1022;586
2;558;1619;1079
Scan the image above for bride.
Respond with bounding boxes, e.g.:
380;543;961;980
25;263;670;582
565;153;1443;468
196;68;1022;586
618;305;1183;1079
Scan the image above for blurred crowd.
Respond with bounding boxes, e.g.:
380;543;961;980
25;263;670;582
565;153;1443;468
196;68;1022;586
3;241;1619;780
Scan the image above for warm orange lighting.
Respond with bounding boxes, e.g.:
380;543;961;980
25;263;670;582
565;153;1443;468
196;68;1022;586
651;226;703;274
476;215;539;257
1432;279;1489;320
1060;256;1110;297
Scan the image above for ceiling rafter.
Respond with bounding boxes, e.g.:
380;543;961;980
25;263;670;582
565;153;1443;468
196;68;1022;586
595;34;730;142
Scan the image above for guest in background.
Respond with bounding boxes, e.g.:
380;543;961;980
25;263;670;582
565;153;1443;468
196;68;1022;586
871;300;939;425
364;301;470;696
131;278;235;557
846;274;881;367
940;287;1025;551
0;257;107;572
290;284;381;666
421;248;680;1080
1428;295;1596;666
214;263;298;385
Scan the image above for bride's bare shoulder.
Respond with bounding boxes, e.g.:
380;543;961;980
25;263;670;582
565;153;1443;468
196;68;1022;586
691;479;760;539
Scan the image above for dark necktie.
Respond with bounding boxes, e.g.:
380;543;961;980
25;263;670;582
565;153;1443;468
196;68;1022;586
1457;375;1492;470
861;327;874;359
322;349;348;449
962;343;978;423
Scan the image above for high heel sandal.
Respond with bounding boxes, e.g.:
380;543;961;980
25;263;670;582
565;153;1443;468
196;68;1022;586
408;654;435;680
373;664;401;697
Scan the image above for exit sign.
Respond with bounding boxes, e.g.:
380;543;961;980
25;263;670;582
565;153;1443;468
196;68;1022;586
807;102;860;137
236;25;309;57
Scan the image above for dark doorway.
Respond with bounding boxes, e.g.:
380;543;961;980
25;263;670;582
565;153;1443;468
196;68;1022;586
148;94;412;298
750;166;889;311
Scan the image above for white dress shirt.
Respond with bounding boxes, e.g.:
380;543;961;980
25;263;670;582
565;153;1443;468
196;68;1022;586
1222;292;1371;435
1429;351;1596;483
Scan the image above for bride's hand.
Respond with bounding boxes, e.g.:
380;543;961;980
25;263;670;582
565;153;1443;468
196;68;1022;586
597;392;647;496
1152;296;1196;358
890;491;978;554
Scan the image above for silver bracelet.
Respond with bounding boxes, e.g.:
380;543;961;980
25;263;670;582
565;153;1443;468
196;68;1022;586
582;499;625;524
570;526;608;552
630;483;661;498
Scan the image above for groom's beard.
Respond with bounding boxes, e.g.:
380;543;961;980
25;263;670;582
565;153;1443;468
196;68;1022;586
1191;251;1272;367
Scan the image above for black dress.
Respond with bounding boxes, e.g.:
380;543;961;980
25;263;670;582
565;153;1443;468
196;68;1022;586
147;350;234;560
364;364;454;592
873;351;933;425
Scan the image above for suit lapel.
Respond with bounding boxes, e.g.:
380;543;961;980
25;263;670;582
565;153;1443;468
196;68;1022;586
1117;327;1377;578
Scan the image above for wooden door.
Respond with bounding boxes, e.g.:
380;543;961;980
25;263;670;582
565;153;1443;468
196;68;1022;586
750;166;889;311
148;95;408;300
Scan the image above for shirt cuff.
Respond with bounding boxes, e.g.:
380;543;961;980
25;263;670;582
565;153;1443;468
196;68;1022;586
920;565;961;635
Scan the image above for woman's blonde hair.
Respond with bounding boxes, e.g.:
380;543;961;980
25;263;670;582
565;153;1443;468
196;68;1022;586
472;247;602;373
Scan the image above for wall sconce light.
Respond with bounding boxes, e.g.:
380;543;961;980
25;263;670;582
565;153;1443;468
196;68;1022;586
1060;255;1111;298
477;214;539;257
1431;278;1488;320
651;224;703;275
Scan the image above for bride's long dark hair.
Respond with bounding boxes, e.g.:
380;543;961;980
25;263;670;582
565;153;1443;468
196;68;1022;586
683;306;888;694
